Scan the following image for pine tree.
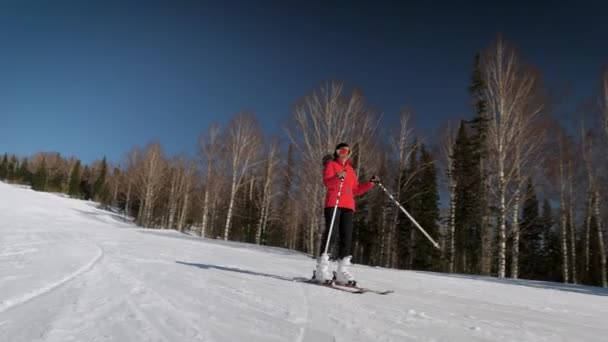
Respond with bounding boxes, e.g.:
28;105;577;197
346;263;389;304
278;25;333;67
519;179;543;280
411;145;441;270
0;154;8;180
93;157;108;202
542;199;561;281
468;53;492;275
452;121;480;273
80;166;93;200
68;161;82;197
32;158;48;192
18;158;31;184
7;155;18;181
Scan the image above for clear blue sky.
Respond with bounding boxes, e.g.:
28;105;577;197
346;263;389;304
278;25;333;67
1;0;606;164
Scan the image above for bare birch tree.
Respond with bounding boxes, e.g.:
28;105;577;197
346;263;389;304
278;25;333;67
199;124;223;238
166;157;186;229
223;112;262;241
482;37;543;278
439;123;458;272
582;125;607;287
567;159;577;284
601;69;608;287
135;142;166;227
386;110;417;268
123;147;141;220
177;160;196;232
255;139;279;245
559;139;570;283
511;121;544;279
594;187;607;287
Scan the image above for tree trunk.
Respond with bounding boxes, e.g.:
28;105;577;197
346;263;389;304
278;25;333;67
481;179;493;275
511;183;521;279
581;123;594;283
559;156;569;283
497;153;507;279
379;211;387;266
511;150;521;279
449;181;457;273
210;194;218;238
310;216;317;255
594;189;607;287
125;180;132;220
256;150;275;245
167;171;179;229
64;166;72;194
201;164;212;238
480;151;492;276
408;227;415;269
260;194;271;245
568;161;577;284
137;197;145;226
255;198;267;245
223;176;237;240
585;192;592;278
178;178;191;232
112;176;119;208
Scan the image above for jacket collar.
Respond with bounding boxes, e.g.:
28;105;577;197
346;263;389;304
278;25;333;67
334;158;352;166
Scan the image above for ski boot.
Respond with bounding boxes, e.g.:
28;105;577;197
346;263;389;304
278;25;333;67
312;253;333;284
334;255;356;287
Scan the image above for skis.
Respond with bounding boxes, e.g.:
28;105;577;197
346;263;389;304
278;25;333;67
335;284;394;295
292;277;393;295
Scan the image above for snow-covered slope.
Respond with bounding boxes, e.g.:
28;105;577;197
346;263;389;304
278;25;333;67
1;181;607;342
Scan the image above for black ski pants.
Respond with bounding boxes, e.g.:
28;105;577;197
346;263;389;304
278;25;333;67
319;207;353;259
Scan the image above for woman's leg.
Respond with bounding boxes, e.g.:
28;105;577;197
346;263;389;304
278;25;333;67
320;207;341;256
338;209;354;259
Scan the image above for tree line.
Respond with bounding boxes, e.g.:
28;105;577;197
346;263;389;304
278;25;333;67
2;36;607;287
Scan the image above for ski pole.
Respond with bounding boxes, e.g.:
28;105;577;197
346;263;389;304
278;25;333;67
323;177;344;255
376;181;441;250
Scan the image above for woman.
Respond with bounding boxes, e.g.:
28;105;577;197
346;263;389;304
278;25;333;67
315;142;378;285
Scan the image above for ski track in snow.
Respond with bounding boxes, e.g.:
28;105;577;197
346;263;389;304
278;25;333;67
0;243;104;313
2;181;608;342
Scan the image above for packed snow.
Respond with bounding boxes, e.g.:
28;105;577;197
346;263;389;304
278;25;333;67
1;181;607;342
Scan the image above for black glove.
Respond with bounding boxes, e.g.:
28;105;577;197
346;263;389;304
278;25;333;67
370;175;380;183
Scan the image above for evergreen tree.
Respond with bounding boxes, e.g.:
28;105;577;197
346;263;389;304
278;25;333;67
542;199;561;282
32;158;48;191
7;155;18;181
18;158;31;184
519;179;543;279
411;145;441;270
0;154;8;180
80;166;93;200
68;161;82;197
468;53;492;276
93;157;108;202
452;121;480;273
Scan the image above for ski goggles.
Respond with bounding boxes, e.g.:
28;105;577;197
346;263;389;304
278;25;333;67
337;147;350;156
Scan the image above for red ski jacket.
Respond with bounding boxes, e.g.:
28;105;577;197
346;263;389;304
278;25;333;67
323;158;374;211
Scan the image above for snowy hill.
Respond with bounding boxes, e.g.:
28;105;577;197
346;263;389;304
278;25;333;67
1;181;607;342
